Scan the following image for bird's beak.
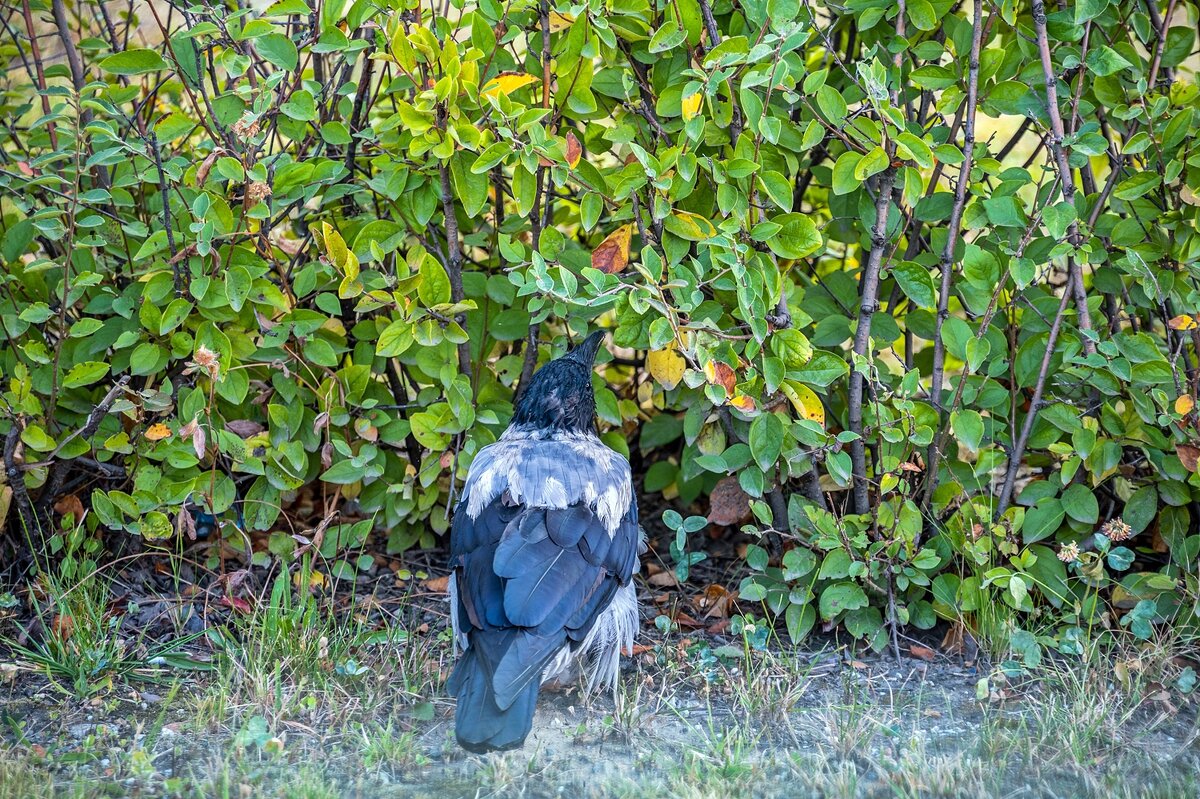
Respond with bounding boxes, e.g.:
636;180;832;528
566;330;607;366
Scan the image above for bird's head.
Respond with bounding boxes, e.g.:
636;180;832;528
510;330;606;435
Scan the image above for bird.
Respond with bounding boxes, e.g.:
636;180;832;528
446;330;641;753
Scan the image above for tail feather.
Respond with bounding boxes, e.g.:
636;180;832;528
450;646;539;753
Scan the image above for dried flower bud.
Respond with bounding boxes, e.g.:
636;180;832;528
1101;518;1133;542
1058;542;1081;563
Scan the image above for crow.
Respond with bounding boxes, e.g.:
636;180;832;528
447;330;641;753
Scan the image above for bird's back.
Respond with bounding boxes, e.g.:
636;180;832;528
448;426;640;752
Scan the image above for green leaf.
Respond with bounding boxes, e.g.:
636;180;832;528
1124;486;1157;533
100;49;170;75
768;213;822;259
418;256;451;306
748;413;785;472
1075;0;1109;23
1086;46;1133;77
280;90;317;121
1062;483;1099;524
951;409;984;451
1113;172;1161;201
376;320;414;357
892;261;936;308
832;151;862;195
255;33;298;70
1023;498;1065;544
62;361;110;389
785;603;815;643
819;582;868;620
907;0;938;31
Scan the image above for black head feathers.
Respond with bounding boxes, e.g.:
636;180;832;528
511;330;606;434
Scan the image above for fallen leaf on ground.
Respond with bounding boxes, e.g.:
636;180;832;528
708;475;752;526
423;575;449;593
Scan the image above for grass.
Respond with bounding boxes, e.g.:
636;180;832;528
1;561;1198;798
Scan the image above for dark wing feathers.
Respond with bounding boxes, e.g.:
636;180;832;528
452;488;638;709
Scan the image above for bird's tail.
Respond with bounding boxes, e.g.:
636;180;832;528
448;634;541;753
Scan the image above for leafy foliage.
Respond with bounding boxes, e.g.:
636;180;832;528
2;0;1200;654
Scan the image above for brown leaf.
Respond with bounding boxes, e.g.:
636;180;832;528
176;508;197;541
699;584;737;619
647;570;680;587
53;494;85;521
52;613;74;641
195;150;220;186
225;420;264;438
706;619;730;635
708;475;752;526
565;131;582;168
704;360;737;394
909;644;936;662
1177;443;1200;473
940;621;978;664
671;611;703;629
423;575;450;593
221;596;252;614
592;224;633;274
1168;314;1199;330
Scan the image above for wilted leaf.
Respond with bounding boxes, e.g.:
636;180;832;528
423;575;450;593
780;380;825;426
708;475;752;526
548;11;575;31
565;131;582;168
704;360;737;394
729;394;756;412
681;92;703;121
1178;444;1200;473
1168;314;1198;330
144;423;172;441
592;224;633;273
1177;395;1195;415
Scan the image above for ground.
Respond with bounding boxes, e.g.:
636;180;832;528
2;615;1198;799
0;520;1196;798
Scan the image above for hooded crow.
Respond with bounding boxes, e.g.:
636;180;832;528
447;330;641;753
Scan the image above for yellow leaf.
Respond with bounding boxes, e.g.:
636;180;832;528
482;72;539;99
670;210;717;239
781;380;825;426
548;11;575;31
681;91;703;121
1177;395;1195;415
592;224;633;274
729;393;756;412
144;423;172;442
647;348;685;390
1168;314;1199;330
293;570;326;590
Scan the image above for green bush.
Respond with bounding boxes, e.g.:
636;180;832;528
2;0;1199;655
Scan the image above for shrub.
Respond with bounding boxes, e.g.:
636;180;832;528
1;0;1198;654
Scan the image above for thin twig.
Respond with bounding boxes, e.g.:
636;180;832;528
1031;0;1096;355
849;169;896;516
